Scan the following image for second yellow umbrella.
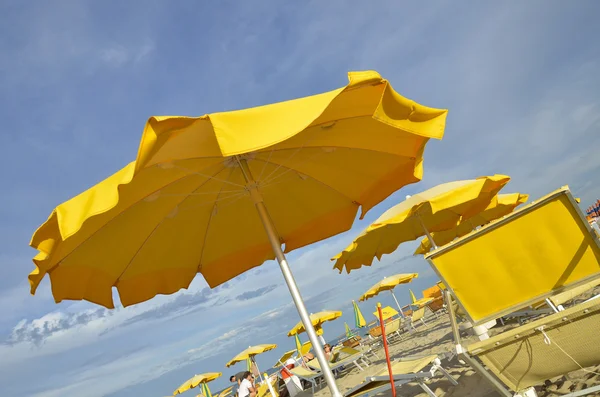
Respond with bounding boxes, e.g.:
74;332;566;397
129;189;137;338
414;193;529;255
288;310;342;345
332;175;510;273
359;273;418;316
173;372;221;396
226;344;277;383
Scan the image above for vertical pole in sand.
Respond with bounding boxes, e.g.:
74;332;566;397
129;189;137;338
377;302;396;397
238;158;342;397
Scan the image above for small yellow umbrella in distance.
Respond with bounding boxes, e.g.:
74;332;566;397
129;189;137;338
226;344;277;383
359;273;418;316
332;175;510;274
352;300;366;328
29;70;447;397
173;372;221;396
288;311;342;345
414;193;529;255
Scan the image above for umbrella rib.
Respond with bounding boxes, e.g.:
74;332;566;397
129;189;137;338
114;166;232;286
252;157;358;205
197;166;237;272
45;166;232;275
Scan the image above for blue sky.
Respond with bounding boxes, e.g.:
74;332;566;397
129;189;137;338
1;1;600;396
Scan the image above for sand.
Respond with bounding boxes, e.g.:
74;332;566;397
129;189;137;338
295;313;600;397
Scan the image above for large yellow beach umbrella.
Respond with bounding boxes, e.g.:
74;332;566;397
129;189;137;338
28;70;447;397
332;175;510;274
288;311;342;345
359;273;418;316
414;193;529;255
173;372;221;396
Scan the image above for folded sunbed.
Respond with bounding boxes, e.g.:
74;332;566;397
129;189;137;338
344;355;457;397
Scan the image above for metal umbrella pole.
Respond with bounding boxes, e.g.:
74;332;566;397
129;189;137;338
390;290;405;317
238;158;342;397
416;214;438;250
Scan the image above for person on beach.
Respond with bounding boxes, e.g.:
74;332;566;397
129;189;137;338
323;344;335;362
230;371;246;396
237;371;257;397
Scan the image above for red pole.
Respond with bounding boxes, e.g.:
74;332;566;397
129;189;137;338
377;302;396;397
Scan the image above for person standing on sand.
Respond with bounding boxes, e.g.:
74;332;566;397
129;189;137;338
237;371;257;397
230;371;246;395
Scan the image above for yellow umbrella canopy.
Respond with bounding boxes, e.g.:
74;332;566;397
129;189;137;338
173;372;221;396
28;70;446;397
359;273;419;301
414;193;529;255
226;344;277;367
28;70;447;309
287;311;342;336
332;175;510;274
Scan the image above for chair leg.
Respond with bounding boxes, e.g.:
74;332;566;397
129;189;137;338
437;365;458;386
353;360;364;371
417;380;437;397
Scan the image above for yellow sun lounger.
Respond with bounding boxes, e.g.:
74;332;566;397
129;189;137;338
344;355;457;397
467;298;600;394
429;187;600;396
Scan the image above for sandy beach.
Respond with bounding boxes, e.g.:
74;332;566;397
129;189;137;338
297;309;600;397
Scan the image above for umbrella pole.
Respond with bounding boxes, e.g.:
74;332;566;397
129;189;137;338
390;290;405;317
377;302;397;397
238;159;342;397
416;215;438;249
253;356;264;383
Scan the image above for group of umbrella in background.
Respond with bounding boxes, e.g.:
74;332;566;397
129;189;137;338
26;70;540;396
586;199;600;220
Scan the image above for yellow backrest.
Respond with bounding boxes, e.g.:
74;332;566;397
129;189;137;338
426;187;600;325
411;307;425;321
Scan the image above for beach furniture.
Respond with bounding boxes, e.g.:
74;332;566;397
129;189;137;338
289;366;322;394
427;186;600;396
467;299;600;395
308;347;370;373
343;355;458;397
257;375;280;397
407;307;428;332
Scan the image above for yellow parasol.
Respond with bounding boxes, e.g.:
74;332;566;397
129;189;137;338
226;344;277;368
332;175;510;273
352;300;366;328
226;344;277;383
173;372;221;396
288;311;342;345
28;70;447;397
414;193;529;255
359;273;418;316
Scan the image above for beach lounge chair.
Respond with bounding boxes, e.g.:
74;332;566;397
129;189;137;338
307;347;370;373
468;298;600;396
257;375;280;397
344;355;458;397
289;366;322;394
408;307;428;331
383;317;402;340
427;187;600;396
